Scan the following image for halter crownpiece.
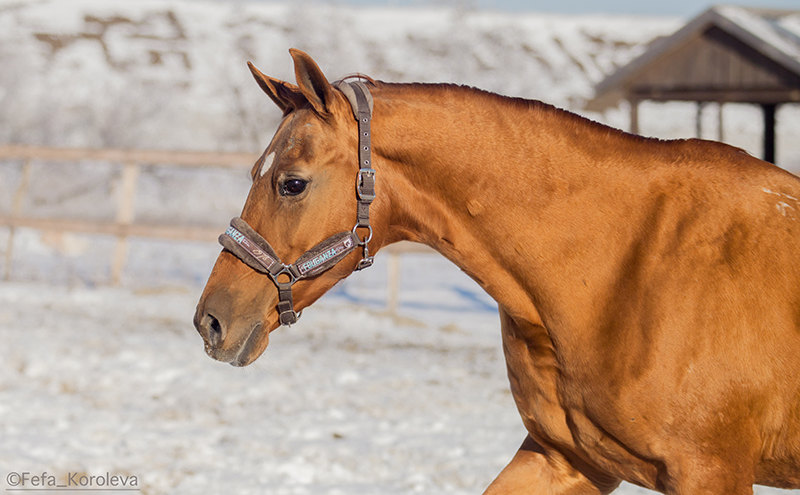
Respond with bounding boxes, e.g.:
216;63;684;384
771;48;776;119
344;80;376;270
219;81;376;326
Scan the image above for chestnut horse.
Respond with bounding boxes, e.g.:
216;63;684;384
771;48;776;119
195;49;800;494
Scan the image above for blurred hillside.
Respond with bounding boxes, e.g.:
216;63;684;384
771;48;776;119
0;0;681;152
4;0;799;169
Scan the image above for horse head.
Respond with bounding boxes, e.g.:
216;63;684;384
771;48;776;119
194;49;383;366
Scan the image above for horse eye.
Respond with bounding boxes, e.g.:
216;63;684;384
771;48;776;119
281;178;308;196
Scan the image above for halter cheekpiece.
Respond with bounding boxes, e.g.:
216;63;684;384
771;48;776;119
219;80;376;326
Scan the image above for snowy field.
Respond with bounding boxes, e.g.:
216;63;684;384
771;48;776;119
1;260;797;494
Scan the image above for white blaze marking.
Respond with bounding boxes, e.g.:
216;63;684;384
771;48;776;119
260;151;275;177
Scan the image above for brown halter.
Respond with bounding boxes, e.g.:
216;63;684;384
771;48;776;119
218;81;376;326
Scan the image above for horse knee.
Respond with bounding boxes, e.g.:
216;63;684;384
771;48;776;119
483;436;619;495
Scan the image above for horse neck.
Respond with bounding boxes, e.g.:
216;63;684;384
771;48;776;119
371;84;642;324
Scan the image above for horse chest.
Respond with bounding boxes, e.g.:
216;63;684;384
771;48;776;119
500;314;575;449
500;312;661;485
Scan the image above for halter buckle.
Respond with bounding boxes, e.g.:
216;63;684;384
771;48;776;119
357;168;376;202
277;301;299;325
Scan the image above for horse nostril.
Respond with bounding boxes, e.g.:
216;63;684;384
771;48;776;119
201;313;226;348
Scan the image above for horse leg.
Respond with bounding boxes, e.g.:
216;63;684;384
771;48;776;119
482;435;619;495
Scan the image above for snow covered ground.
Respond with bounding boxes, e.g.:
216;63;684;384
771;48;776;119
0;274;797;494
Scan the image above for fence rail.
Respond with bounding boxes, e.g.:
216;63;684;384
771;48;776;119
0;145;431;310
0;144;257;168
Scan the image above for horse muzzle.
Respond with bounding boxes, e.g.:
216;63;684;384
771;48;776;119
193;293;274;367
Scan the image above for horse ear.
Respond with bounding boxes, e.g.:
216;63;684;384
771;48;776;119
289;48;336;117
247;61;305;114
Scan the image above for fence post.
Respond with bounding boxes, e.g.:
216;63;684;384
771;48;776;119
4;158;32;281
387;251;400;314
111;161;140;285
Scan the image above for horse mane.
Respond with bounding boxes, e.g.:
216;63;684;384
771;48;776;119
369;79;658;146
360;79;754;168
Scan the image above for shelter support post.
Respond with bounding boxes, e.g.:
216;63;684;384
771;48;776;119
762;103;777;164
629;98;640;135
696;101;705;138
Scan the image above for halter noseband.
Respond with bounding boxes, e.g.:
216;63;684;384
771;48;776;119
218;81;376;326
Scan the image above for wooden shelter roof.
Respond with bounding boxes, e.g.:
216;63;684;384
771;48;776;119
589;6;800;111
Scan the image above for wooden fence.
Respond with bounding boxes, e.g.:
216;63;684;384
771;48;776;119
0;145;255;284
0;144;430;310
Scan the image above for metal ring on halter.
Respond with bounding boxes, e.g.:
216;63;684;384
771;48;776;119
352;224;373;245
272;264;298;287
